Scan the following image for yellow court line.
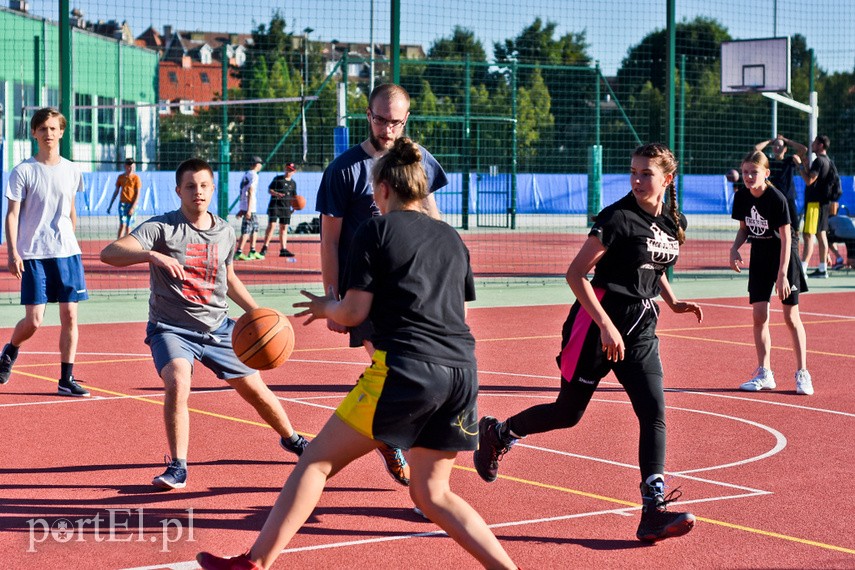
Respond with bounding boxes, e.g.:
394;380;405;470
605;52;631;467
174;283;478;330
454;466;855;556
11;370;285;430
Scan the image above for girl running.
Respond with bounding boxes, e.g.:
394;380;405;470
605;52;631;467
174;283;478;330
473;143;702;543
196;138;517;570
730;150;812;395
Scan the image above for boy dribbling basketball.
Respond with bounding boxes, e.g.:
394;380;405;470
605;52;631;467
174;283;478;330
100;158;308;490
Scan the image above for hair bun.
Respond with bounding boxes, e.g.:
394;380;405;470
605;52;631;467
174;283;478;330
390;137;422;166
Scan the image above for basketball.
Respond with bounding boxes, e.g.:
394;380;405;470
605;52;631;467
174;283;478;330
232;308;295;370
292;195;307;210
726;169;740;183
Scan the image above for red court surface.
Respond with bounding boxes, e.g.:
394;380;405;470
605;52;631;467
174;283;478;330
0;234;742;295
1;292;854;569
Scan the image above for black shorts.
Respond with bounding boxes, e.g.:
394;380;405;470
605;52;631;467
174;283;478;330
335;350;479;451
267;200;292;224
557;289;663;385
748;242;807;305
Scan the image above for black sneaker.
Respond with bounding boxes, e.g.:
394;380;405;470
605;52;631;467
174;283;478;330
58;376;90;397
279;249;295;257
259;246;268;256
152;456;187;490
473;416;516;483
376;444;410;486
0;345;17;385
280;434;309;457
808;268;829;279
636;479;696;542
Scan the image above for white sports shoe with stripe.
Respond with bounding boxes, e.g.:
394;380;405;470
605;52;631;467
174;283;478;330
739;367;776;391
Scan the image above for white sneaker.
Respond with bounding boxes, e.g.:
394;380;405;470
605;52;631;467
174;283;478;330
739;367;776;391
795;369;814;395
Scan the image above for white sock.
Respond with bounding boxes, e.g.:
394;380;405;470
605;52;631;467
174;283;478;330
819;262;827;272
801;260;808;271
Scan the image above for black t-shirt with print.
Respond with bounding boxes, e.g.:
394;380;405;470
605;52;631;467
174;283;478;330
589;193;686;300
344;210;476;367
268;176;296;207
731;185;791;245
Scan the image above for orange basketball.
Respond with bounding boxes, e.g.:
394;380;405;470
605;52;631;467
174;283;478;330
232;308;295;370
292;195;307;210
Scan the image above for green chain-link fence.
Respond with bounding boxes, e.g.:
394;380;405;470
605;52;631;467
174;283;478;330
1;0;853;299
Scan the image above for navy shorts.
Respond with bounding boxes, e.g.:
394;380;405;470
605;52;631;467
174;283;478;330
748;242;807;306
21;255;88;305
145;318;257;380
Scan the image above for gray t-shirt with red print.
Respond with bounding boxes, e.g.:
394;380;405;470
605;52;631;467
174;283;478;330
131;210;236;332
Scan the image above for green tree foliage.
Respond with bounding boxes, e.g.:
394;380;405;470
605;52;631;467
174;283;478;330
495;18;594;172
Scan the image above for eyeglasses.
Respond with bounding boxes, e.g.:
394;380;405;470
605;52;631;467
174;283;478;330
369;110;406;130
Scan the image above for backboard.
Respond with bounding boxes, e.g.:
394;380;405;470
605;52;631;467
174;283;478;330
721;37;791;94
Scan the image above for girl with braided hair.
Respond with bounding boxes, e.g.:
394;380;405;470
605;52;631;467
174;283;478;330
197;137;517;569
474;142;703;543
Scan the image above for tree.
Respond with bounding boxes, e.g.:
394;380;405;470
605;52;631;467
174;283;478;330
493;18;594;172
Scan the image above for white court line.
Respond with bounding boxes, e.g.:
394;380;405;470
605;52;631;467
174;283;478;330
700;301;855;320
122;491;780;570
667;388;855;418
509;399;787;481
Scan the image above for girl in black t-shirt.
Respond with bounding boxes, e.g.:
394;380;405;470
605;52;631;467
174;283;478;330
473;143;703;544
729;150;812;396
197;139;517;570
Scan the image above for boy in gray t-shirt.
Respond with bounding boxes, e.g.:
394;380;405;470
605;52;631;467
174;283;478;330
101;158;308;490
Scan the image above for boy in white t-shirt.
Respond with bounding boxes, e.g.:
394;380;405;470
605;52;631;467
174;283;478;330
0;108;89;397
234;156;264;260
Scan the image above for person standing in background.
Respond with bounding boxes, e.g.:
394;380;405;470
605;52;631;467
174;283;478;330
107;158;142;239
261;162;297;258
235;156;264;261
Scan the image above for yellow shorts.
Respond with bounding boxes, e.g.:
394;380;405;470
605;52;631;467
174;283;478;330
803;202;819;234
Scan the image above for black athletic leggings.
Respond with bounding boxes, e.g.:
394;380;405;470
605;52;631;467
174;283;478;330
506;294;667;480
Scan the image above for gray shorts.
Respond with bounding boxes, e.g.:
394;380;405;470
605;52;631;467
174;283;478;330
145;318;256;379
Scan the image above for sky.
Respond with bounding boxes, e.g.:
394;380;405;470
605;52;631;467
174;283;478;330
27;0;855;76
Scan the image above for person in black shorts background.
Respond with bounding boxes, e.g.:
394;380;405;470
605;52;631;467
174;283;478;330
730;150;812;395
196;138;517;570
261;162;297;258
473;143;703;544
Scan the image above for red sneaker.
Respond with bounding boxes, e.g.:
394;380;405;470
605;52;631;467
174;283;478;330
196;551;262;570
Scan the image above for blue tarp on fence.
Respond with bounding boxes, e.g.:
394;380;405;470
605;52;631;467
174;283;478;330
66;171;855;217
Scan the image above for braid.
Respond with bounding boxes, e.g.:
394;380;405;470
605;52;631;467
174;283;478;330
668;181;685;245
633;142;685;245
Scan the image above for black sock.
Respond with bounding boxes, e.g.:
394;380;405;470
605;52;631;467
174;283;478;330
60;362;73;382
3;343;19;360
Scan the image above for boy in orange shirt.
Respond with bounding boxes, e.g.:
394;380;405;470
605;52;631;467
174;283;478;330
107;158;142;239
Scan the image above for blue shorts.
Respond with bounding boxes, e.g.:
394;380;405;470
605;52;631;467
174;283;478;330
21;255;88;305
144;318;257;380
118;202;136;227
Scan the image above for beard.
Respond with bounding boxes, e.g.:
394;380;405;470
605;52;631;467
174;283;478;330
369;132;393;152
